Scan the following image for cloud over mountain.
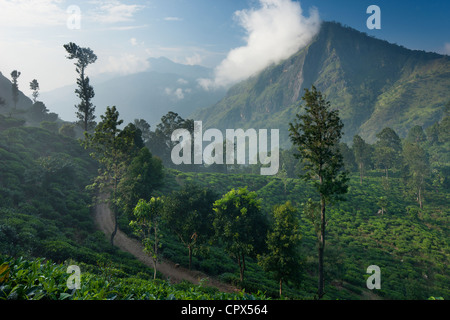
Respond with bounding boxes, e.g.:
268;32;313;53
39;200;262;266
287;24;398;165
199;0;321;90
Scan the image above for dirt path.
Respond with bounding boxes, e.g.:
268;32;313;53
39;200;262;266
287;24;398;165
94;198;237;293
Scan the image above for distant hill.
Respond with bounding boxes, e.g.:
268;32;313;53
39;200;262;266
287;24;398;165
191;22;450;145
0;71;33;111
40;57;227;126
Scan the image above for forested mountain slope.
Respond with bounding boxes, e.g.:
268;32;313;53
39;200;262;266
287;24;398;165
192;22;450;145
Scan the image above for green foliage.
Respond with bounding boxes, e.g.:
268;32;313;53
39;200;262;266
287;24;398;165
63;42;97;131
374;127;403;178
289;86;349;201
163;183;217;269
258;202;302;297
147;111;194;169
130;197;164;279
83;106;145;244
0;256;267;300
213;188;267;283
118;147;164;218
10;70;21;110
29;79;39;104
59;123;76;139
289;86;349;298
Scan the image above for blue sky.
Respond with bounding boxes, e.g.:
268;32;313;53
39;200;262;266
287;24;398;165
0;0;449;93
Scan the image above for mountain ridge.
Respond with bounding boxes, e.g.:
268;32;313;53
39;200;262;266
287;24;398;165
191;21;450;145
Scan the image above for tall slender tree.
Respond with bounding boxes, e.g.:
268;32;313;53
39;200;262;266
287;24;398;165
10;70;21;110
64;42;97;132
84;106;141;245
29;79;40;104
353;135;372;184
374;127;402;179
403;142;430;209
289;86;348;299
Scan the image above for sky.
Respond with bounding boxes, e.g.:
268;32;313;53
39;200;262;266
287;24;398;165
0;0;449;97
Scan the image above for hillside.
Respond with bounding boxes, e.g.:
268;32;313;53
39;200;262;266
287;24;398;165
0;112;448;300
191;22;450;145
0;72;33;111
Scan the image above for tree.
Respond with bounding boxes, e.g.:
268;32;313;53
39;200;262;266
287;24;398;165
40;121;59;133
29;101;58;123
117;147;164;218
374;127;402;179
10;70;21;110
406;125;426;144
58;123;76;139
134;119;151;144
289;86;348;299
339;142;356;172
258;201;302;297
277;163;288;194
403;142;430;209
163;183;217;270
83;106;141;245
147;112;194;168
64;42;97;132
377;196;388;215
213;187;267;283
130;197;164;280
353;135;372;184
30;79;40;104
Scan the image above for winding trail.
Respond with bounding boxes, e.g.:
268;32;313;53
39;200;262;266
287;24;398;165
94;197;237;293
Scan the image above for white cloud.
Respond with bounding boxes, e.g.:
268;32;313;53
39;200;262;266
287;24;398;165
165;87;189;100
164;17;183;21
88;0;145;24
199;0;321;90
174;88;184;100
0;0;66;27
106;24;149;31
185;53;203;66
444;43;450;55
93;53;150;75
130;38;138;46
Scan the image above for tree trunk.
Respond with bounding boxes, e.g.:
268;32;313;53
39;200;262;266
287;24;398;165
237;254;243;283
110;211;117;246
418;187;423;209
153;224;158;280
110;179;118;246
318;194;326;299
188;245;192;270
279;279;283;298
237;253;246;283
359;162;363;185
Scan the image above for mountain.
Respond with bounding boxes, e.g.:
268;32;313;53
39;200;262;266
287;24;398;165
40;57;227;126
191;22;450;145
